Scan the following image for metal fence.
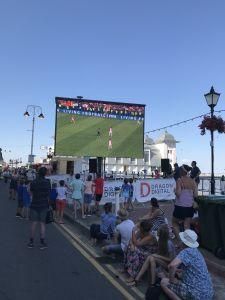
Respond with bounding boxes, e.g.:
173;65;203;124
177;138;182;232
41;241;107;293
198;177;223;195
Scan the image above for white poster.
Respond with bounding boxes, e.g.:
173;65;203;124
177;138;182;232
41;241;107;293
134;179;176;202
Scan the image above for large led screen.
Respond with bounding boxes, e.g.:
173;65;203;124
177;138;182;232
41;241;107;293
55;97;145;158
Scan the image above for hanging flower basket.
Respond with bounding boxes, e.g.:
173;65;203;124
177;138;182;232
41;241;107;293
199;115;225;135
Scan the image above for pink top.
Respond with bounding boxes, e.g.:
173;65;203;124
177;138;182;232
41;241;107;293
84;181;93;194
175;178;196;207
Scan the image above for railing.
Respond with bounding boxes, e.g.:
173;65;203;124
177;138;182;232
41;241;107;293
198;177;223;195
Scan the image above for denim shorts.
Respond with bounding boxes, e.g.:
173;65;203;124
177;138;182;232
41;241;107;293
30;207;48;222
84;194;92;204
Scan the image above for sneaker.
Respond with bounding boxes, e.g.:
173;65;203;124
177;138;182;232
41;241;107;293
16;213;21;218
39;241;48;250
27;241;34;249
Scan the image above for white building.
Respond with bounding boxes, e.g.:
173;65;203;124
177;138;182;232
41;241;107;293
52;131;177;176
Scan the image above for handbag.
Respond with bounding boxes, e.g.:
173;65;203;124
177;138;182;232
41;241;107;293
45;208;54;224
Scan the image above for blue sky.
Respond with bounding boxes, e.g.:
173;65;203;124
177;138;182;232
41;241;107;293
0;0;225;173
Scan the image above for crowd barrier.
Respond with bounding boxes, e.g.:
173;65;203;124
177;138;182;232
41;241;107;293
47;175;176;204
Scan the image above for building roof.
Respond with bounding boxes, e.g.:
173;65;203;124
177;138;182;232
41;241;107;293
144;135;154;145
155;130;176;144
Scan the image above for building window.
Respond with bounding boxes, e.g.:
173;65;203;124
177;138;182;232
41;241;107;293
116;157;122;163
131;158;136;164
144;151;149;163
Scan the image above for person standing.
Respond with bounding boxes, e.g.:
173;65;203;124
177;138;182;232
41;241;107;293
173;163;180;181
56;180;67;224
172;165;198;242
84;175;94;217
94;173;104;213
221;175;225;195
109;126;112;137
190;161;201;186
70;173;84;219
108;138;112;150
22;180;31;220
27;167;51;250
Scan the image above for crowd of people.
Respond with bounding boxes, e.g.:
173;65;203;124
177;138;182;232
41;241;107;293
57;99;145;118
3;164;216;299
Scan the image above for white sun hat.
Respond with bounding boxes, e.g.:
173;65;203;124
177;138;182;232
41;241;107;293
179;229;199;248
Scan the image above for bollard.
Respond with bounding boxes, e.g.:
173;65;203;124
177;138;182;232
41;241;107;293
114;187;120;215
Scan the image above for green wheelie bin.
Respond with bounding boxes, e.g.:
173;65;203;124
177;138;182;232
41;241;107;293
198;196;225;257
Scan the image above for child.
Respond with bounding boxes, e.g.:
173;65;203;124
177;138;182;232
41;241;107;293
120;178;130;209
56;180;67;224
127;178;134;211
16;179;24;218
50;182;57;220
22;180;31;219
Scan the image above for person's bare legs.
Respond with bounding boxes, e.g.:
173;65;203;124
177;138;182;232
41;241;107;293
172;217;182;242
81;203;85;218
30;221;37;239
184;217;191;230
73;201;77;219
161;278;182;300
149;256;157;285
40;222;46;240
135;255;151;282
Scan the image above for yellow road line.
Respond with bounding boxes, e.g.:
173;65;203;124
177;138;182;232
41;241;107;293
55;223;137;300
105;264;145;299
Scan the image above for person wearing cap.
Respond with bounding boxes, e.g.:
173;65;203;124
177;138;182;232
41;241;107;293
161;229;213;300
172;165;198;242
102;208;134;255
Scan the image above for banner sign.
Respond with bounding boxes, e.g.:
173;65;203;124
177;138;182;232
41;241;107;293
134;179;176;202
48;176;176;203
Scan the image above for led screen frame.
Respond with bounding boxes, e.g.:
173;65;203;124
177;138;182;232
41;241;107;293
54;97;145;158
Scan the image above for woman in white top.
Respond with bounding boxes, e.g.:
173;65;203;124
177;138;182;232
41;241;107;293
56;180;67;224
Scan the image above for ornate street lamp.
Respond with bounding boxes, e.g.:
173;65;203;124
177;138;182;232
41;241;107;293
24;105;44;164
204;86;220;194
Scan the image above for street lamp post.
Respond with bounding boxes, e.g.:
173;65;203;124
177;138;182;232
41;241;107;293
24;105;44;164
204;86;220;194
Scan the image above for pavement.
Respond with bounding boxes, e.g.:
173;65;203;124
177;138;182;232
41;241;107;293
0;181;126;300
64;200;225;299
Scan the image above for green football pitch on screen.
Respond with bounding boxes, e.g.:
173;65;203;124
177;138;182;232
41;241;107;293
55;113;144;158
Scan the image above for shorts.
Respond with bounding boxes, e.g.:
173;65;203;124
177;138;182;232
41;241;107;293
56;199;66;211
168;281;191;299
95;194;102;202
73;198;83;204
123;197;129;203
30;207;48;222
84;194;92;204
173;205;194;220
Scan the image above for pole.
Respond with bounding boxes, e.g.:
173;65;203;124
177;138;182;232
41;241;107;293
115;187;120;216
210;105;215;194
31;115;35;156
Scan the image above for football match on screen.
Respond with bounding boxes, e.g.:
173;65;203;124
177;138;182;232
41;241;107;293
55;98;145;158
